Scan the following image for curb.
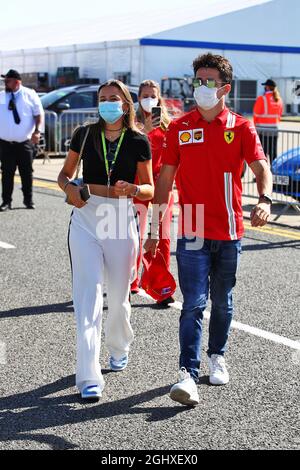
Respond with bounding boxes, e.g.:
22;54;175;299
243;215;300;231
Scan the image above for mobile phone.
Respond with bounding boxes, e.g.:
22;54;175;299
151;106;162;124
80;184;90;202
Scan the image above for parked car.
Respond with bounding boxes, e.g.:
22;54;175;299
272;147;300;201
40;84;139;114
39;84;139;155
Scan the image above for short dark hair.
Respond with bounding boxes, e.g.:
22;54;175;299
193;53;233;84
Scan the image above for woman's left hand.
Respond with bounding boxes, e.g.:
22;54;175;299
114;180;135;197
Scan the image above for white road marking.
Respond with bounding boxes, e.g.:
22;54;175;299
0;241;16;249
137;290;300;351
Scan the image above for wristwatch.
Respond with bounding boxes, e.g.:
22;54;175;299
258;193;273;204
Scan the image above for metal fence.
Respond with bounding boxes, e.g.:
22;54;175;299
37;110;98;158
242;128;300;218
58;110;99;154
37;110;57;159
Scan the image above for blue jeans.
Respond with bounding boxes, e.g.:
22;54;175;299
176;237;242;382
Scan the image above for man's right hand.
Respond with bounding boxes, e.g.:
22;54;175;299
144;237;159;256
65;184;87;208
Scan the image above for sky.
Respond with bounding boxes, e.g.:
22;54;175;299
0;0;206;32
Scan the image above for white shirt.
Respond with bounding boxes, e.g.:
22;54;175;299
0;85;44;143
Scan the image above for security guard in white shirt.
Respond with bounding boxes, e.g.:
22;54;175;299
0;69;44;211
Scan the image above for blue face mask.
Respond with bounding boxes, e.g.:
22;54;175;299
98;101;124;124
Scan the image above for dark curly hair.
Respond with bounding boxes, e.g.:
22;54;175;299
193;53;233;84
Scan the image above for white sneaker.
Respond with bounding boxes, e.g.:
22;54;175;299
109;354;128;372
208;354;229;385
81;384;102;401
170;368;199;406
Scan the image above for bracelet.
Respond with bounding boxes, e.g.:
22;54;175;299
132;185;141;197
64;180;71;191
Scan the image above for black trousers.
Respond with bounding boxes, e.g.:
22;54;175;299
258;129;278;165
0;139;34;205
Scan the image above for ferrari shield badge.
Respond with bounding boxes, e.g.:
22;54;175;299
224;131;235;144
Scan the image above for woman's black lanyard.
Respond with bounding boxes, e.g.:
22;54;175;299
101;128;126;190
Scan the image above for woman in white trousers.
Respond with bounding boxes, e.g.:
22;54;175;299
58;80;154;401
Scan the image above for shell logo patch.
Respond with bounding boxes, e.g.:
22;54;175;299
224;131;235;144
179;131;192;144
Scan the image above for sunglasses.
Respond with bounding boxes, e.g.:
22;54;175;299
192;78;226;89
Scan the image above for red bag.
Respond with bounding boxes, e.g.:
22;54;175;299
140;250;176;302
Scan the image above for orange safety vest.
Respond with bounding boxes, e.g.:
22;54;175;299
253;91;283;128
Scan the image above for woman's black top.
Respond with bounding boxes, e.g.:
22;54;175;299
69;125;152;186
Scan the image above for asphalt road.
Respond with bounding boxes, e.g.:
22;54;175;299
0;184;299;450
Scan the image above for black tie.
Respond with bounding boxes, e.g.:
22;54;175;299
10;93;21;125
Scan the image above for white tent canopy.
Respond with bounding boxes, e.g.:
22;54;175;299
0;0;299;89
0;0;272;51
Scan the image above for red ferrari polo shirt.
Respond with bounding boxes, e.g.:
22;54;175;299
148;127;166;181
162;107;266;240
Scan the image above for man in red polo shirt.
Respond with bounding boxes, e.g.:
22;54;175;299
145;53;273;406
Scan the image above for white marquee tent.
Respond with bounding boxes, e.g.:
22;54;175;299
0;0;299;103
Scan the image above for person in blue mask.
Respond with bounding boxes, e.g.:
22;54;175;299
58;79;154;401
